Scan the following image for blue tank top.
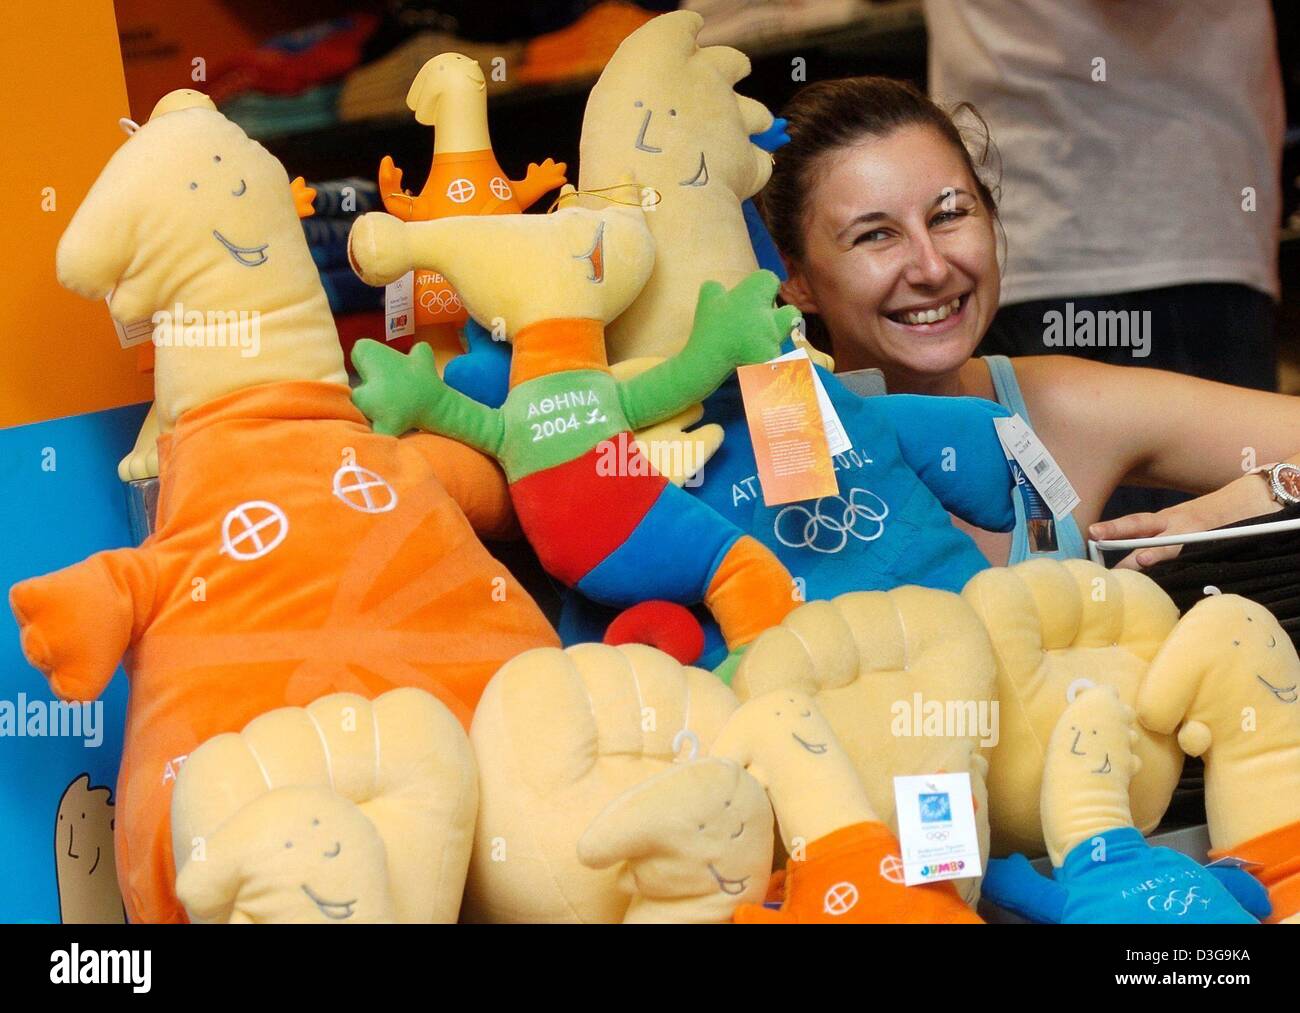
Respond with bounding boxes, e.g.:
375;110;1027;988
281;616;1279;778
982;355;1087;563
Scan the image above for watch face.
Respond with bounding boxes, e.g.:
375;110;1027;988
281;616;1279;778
1275;464;1300;503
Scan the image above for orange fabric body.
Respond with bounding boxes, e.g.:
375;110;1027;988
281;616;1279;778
705;535;797;648
733;821;984;924
11;381;557;923
1209;820;1300;924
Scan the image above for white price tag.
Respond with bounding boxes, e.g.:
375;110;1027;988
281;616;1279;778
106;296;153;349
892;772;983;886
768;347;851;456
384;271;415;341
993;413;1081;520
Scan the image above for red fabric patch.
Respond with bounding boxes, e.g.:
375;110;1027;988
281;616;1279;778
509;434;667;585
604;600;705;666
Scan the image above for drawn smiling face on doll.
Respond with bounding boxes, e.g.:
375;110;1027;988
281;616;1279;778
581;11;774;202
175;786;395;924
1231;601;1300;705
577;758;774;915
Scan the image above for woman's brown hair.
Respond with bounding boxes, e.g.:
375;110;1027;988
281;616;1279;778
757;76;1000;349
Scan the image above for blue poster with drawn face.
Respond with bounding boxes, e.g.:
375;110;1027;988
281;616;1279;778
0;402;147;923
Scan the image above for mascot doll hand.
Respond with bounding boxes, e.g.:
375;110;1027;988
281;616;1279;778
348;211;414;286
176;785;396;924
576;757;774;923
465;643;740;923
523;157;568;195
691;270;800;369
962;558;1185;857
730;588;996;907
351;339;441;436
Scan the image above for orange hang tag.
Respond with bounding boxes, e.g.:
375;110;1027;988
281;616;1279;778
737;356;838;507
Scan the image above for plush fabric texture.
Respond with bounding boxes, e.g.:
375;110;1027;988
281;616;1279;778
983;684;1265;923
710;689;984;923
9;382;557;924
562;367;1018;667
1137;591;1300;921
465;643;740;922
1208;821;1300;924
171;688;475;924
579;10;777;362
12;103;557;924
962;559;1185;856
727;591;996;906
735;821;984;924
348;199;801;652
985;830;1265;924
577;757;774;923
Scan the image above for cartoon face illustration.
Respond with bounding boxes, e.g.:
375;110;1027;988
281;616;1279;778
1051;685;1138;783
767;694;832;757
55;775;125;924
176;786;394;924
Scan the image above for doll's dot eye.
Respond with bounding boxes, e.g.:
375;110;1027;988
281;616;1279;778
189;182;198;190
698;824;705;831
1247;617;1254;622
670;109;677;116
285;841;293;848
1234;640;1241;646
81;812;85;819
312;818;320;826
724;800;731;808
58;814;63;821
213;155;221;163
634;100;643;107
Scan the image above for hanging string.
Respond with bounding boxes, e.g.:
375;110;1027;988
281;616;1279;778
547;182;662;215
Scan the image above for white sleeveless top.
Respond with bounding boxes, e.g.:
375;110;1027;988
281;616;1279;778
924;0;1284;305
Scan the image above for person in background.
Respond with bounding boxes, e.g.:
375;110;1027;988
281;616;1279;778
759;76;1300;569
923;0;1285;527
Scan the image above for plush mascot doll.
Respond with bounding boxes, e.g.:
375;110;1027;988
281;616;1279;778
346;196;801;673
560;10;1019;664
711;690;984;923
982;685;1268;924
8;92;558;924
376;52;567;369
1137;591;1300;923
962;558;1185;856
577;756;775;923
172;689;477;924
728;586;996;908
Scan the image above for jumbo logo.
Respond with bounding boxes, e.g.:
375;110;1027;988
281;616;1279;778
920;860;965;878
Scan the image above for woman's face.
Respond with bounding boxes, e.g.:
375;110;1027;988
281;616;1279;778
783;124;1000;385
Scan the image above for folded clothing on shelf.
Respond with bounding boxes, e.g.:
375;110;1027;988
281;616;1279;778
208;14;379;104
220;83;341;139
515;2;657;85
339;33;525;123
683;0;869;48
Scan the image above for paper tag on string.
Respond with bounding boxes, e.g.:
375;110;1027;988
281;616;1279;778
737;355;838;506
384;271;415;340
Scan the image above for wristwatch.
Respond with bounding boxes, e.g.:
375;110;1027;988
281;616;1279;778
1248;462;1300;506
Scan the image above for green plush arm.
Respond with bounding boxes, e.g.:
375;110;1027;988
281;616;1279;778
618;270;802;430
351;339;505;456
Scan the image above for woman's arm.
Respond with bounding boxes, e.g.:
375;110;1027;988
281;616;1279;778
1017;356;1300;566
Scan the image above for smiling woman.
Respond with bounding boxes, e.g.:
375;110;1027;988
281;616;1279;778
759;77;1300;569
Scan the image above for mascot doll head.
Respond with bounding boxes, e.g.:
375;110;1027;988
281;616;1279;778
55;89;345;431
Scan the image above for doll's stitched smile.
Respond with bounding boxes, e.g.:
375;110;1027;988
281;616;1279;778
680;152;709;187
213;230;269;267
1092;753;1112;775
709;865;750;895
231;179;247;196
301;884;357;920
1257;674;1299;703
793;733;828;754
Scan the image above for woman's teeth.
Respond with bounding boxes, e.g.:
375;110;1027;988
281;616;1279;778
895;297;962;326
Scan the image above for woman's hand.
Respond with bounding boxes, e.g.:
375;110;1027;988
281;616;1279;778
1089;472;1282;569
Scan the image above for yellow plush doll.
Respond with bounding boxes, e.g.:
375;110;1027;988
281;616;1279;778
728;587;996;906
577;757;774;923
9;93;557;924
1138;591;1300;923
579;10;784;363
981;684;1269;923
711;690;984;923
171;689;476;924
465;643;740;922
346;196;803;670
961;559;1185;855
